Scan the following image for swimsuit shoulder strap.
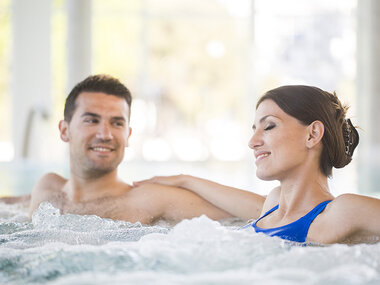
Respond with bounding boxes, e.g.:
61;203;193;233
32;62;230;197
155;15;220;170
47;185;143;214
252;200;332;243
253;204;279;226
301;200;332;225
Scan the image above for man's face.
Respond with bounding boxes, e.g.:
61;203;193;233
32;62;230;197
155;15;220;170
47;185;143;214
59;92;132;177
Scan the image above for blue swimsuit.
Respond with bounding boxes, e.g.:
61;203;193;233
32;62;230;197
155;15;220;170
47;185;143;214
251;200;332;243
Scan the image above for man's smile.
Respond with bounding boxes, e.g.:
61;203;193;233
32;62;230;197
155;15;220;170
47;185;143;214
89;145;116;153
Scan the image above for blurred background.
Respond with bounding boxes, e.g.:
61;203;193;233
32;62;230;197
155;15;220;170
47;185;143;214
0;0;379;197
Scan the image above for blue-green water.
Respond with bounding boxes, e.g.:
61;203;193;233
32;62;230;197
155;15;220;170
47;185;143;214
1;202;380;284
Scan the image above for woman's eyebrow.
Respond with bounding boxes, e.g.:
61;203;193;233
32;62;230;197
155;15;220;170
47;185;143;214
252;115;273;130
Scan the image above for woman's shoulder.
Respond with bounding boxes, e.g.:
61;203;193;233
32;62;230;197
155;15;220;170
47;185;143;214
327;193;378;219
260;186;281;215
314;193;380;243
321;194;361;220
328;193;380;221
331;193;379;209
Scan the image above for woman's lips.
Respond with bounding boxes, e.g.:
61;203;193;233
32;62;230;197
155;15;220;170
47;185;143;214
255;151;271;162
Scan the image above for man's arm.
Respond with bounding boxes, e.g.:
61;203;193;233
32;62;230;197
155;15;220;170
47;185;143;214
0;194;31;205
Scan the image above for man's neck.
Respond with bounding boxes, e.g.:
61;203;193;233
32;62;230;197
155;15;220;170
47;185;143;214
64;170;130;202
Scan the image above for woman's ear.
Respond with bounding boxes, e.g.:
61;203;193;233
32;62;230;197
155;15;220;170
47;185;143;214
59;120;70;142
306;120;324;149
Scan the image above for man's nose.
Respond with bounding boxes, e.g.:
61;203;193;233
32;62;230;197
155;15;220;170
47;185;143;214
96;122;113;140
248;131;263;149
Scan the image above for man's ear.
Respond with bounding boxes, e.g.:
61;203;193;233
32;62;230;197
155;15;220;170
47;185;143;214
306;120;324;149
59;120;70;142
125;127;132;147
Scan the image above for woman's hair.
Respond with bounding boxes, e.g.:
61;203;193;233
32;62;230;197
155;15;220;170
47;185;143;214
256;85;359;177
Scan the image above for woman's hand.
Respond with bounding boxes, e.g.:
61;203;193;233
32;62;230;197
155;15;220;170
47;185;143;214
133;175;185;188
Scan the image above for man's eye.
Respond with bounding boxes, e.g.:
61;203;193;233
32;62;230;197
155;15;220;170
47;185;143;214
114;121;124;127
84;118;98;123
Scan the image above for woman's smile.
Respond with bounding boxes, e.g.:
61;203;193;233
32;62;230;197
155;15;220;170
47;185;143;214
255;151;271;163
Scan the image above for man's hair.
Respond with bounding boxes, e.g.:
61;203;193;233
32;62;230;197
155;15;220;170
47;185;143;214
64;74;132;122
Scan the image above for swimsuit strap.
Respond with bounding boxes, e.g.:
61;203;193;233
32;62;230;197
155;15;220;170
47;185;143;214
252;200;332;243
254;204;279;226
301;200;332;224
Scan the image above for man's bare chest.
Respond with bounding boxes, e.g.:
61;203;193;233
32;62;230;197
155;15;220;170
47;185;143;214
45;192;154;224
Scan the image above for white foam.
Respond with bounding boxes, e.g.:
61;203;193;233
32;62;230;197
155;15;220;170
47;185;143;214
1;202;380;284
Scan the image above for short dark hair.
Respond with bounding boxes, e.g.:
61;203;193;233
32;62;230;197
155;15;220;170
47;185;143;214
64;74;132;122
257;85;359;177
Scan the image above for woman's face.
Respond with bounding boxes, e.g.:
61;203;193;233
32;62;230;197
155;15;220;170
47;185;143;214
249;99;310;181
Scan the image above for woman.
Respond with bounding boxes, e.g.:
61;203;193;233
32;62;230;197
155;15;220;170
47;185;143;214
134;85;380;244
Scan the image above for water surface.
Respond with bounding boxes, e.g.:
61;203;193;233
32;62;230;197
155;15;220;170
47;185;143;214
1;202;379;285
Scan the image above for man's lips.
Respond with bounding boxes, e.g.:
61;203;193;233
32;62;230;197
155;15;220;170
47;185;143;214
89;146;115;152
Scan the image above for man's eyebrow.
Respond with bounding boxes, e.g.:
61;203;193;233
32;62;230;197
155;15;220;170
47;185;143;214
111;116;126;122
252;115;275;130
81;113;126;121
81;112;100;118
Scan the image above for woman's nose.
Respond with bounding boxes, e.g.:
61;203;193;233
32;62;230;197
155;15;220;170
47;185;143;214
248;131;263;149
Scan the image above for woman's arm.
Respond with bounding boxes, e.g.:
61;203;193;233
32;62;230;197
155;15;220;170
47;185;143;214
331;194;380;244
134;174;265;220
348;194;380;242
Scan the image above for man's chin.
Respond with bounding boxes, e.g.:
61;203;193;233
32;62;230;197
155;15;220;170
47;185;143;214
83;161;120;177
84;167;115;178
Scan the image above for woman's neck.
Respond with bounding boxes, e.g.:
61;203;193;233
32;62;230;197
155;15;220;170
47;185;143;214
277;168;333;216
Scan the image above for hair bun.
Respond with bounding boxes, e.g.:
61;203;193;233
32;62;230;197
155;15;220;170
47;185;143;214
343;118;359;158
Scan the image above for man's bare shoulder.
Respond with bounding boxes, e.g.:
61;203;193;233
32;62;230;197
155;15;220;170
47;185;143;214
124;183;190;218
125;183;170;207
33;172;67;193
128;183;193;201
128;183;232;222
0;194;31;205
129;182;170;193
94;183;168;223
29;173;67;217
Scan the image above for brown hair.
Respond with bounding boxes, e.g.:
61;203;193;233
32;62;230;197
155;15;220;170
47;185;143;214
256;85;359;177
64;74;132;122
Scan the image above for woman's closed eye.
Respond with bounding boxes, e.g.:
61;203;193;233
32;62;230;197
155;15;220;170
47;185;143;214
264;124;276;131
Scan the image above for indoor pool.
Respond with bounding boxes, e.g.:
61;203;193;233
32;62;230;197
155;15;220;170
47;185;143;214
1;202;380;285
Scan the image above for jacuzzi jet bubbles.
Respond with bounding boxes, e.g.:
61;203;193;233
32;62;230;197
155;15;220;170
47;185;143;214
1;202;380;284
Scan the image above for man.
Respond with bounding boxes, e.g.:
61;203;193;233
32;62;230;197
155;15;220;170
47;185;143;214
26;74;231;224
